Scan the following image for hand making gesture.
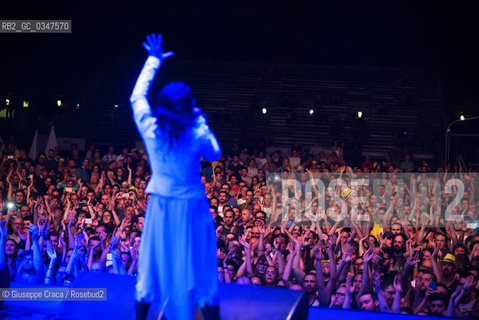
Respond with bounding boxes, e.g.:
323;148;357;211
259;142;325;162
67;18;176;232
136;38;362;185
142;33;175;61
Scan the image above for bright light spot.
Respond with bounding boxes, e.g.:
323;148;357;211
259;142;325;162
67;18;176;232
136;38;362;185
76;104;80;109
309;109;314;116
114;104;119;108
57;100;62;107
6;202;15;209
358;111;363;118
262;108;267;114
6;99;10;106
23;101;29;108
460;115;465;121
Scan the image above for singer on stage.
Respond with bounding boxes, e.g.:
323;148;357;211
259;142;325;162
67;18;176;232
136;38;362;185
130;33;221;320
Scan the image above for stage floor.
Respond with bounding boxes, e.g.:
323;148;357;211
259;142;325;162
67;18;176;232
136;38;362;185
2;274;446;320
2;304;447;320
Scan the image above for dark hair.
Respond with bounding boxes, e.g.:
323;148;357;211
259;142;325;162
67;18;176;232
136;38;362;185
223;209;235;217
394;233;407;244
218;191;228;197
428;293;447;304
380;273;396;291
359;291;377;300
154;82;201;147
421;270;438;282
452;243;468;254
48;231;59;238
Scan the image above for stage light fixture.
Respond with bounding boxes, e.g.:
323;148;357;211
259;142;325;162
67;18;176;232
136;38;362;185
76;104;80;109
23;101;29;108
358;111;363;118
6;99;10;106
262;107;267;114
114;104;119;108
309;109;314;116
57;100;62;107
460;115;465;121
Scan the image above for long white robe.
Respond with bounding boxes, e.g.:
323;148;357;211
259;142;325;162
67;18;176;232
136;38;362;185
130;56;221;320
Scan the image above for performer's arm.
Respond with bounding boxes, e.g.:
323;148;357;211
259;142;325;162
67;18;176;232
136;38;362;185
130;33;174;139
129;56;161;139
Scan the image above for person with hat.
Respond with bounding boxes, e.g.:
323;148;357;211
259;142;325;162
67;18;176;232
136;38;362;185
432;246;459;292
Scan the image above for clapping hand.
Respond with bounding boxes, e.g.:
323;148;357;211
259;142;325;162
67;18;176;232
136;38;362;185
142;33;174;61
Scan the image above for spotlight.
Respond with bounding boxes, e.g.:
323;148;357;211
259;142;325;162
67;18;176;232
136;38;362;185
6;201;15;209
309;109;314;116
23;101;29;108
76;104;80;109
114;104;119;108
460;115;465;121
357;111;363;118
6;99;10;106
57;100;62;107
261;107;267;114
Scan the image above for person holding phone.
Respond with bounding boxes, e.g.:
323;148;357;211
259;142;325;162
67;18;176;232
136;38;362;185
130;34;221;320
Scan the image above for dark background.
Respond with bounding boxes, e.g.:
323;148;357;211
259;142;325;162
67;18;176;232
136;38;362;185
1;1;478;120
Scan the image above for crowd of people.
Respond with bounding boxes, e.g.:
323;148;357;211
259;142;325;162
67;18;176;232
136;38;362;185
1;140;478;318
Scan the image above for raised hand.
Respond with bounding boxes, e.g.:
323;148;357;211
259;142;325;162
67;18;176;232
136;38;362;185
0;221;7;239
343;245;355;263
142;33;174;61
238;231;250;250
393;275;402;293
110;234;119;248
29;225;39;242
463;274;474;291
405;251;420;267
328;233;337;254
46;241;57;260
74;233;85;249
450;285;462;303
346;274;354;295
371;253;380;265
68;212;75;227
128;232;137;253
363;245;375;263
99;231;107;243
223;251;232;267
258;220;266;235
347;228;356;243
313;242;323;261
18;229;27;241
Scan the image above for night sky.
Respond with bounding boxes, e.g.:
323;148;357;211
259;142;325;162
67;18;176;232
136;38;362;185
1;1;479;114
